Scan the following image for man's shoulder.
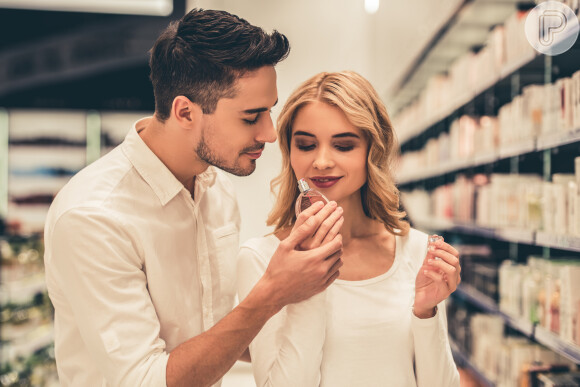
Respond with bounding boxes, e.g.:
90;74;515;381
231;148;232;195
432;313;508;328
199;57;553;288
47;149;133;220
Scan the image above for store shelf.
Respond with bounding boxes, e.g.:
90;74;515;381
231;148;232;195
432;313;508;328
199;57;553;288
449;338;496;387
398;126;580;185
535;232;580;253
455;284;498;313
414;218;580;253
534;327;580;365
396;51;540;145
494;228;535;245
454;284;580;365
498;311;535;337
451;222;497;239
498;138;537;159
536;128;580;151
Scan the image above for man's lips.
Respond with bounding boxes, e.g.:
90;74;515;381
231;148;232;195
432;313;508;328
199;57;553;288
245;149;264;159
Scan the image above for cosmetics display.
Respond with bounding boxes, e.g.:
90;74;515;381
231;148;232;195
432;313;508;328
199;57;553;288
447;300;578;387
499;257;580;346
401;159;580;238
397;67;580;183
0;235;59;386
1;110;147;385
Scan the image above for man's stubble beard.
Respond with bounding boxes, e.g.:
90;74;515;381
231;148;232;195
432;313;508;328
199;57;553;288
195;129;256;177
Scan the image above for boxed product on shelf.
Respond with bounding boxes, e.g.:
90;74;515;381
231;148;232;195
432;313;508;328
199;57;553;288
503;8;535;68
537;371;580;387
499;256;580;345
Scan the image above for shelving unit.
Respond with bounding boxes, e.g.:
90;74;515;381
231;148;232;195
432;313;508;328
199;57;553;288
392;2;580;386
454;284;580;364
449;338;497;387
0;109;147;384
413;219;580;253
397;126;580;185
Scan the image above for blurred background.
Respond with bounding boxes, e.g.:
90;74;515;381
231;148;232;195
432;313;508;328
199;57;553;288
0;0;579;386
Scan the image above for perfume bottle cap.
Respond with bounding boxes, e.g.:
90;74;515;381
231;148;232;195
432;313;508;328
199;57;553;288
297;178;311;193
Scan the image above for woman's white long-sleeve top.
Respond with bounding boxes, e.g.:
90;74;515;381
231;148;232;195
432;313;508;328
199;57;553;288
236;228;460;387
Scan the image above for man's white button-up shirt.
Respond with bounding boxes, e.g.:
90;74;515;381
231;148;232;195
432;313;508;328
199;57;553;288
44;118;241;386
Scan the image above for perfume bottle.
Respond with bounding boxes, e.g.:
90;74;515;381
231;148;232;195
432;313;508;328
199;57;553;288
428;235;443;260
295;178;329;216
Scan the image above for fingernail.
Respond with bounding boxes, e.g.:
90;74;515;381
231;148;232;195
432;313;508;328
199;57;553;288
329;201;337;207
428;259;434;264
429;245;436;251
429;235;443;244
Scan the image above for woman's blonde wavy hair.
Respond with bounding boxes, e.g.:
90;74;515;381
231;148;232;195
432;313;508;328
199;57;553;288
267;71;409;236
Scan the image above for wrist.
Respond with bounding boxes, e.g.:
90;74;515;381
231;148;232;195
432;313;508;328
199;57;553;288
413;305;437;319
240;277;283;318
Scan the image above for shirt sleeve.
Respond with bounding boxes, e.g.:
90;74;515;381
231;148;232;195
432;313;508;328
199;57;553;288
412;300;460;387
46;207;169;386
236;242;326;387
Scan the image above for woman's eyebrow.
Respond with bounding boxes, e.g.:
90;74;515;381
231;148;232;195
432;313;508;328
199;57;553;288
293;130;315;137
332;133;360;139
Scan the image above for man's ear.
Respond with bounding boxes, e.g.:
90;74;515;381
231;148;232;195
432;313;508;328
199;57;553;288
171;96;203;128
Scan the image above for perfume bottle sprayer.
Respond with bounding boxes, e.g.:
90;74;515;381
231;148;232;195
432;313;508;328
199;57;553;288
295;178;329;216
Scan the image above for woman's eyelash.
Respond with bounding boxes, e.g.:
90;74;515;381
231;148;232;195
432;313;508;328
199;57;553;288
336;145;354;151
297;144;315;151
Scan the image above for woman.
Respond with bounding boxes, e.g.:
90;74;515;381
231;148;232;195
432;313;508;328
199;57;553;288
237;71;461;387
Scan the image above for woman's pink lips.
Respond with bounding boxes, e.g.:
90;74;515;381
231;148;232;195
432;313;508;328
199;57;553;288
310;176;341;189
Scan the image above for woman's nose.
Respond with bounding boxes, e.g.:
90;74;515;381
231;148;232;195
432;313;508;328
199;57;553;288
312;148;334;170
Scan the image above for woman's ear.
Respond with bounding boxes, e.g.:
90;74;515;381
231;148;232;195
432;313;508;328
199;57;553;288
171;96;203;128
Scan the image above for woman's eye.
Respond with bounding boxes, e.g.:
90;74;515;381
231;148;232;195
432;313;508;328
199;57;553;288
296;144;315;151
335;144;354;152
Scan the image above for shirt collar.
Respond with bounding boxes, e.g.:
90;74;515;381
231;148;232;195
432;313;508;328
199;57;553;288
121;117;217;206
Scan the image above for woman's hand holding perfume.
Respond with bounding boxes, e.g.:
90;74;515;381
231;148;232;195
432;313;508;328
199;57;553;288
413;235;462;318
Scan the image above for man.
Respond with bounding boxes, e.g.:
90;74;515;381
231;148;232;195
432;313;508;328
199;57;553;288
44;8;343;387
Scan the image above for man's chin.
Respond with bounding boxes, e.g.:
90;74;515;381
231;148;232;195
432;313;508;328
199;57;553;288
218;160;257;177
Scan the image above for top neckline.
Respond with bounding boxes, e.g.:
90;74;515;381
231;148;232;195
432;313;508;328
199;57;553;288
265;233;401;287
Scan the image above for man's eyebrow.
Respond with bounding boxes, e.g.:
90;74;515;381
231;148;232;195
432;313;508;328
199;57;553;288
242;99;278;114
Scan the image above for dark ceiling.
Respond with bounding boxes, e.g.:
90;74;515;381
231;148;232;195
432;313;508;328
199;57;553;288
0;1;185;111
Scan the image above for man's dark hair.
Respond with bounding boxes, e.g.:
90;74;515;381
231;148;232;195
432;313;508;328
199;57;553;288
149;8;290;121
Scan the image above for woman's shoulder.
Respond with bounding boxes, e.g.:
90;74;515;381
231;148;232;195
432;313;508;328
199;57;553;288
239;234;280;264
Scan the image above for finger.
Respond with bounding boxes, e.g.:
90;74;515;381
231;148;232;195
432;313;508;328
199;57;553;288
426;258;458;280
309;234;343;261
321;216;344;245
294;200;325;228
323;252;343;281
286;202;334;247
323;269;341;289
311;208;343;246
422;267;445;283
431;239;459;258
429;248;460;269
425;263;458;292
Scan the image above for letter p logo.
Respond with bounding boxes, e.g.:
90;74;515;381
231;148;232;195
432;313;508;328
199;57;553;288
525;1;579;56
539;10;567;46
